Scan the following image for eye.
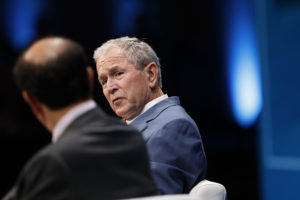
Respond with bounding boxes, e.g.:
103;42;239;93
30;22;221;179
100;78;107;86
114;71;124;78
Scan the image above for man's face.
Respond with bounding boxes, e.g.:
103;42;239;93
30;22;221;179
96;47;152;120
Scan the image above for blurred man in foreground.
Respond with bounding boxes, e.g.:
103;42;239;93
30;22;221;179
2;36;157;200
94;36;207;194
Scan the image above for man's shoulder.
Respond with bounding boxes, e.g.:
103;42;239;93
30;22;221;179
19;143;64;179
143;102;198;137
65;106;141;137
57;116;143;151
37;107;145;162
154;97;194;121
134;96;196;128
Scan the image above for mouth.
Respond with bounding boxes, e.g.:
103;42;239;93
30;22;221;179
112;97;123;104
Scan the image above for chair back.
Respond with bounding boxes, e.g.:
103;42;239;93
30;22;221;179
189;179;226;200
123;179;226;200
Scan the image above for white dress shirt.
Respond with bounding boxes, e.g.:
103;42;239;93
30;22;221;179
52;99;97;143
126;94;168;124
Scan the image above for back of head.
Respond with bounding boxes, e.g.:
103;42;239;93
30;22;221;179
93;36;163;88
13;36;91;110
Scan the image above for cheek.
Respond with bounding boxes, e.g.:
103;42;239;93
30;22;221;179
103;89;110;100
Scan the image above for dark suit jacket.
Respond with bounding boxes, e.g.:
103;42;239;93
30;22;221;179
130;97;207;194
2;106;157;200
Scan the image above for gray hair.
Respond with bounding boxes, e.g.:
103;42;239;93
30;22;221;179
93;36;162;88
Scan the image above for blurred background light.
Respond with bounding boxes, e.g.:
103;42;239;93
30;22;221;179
112;0;144;35
3;0;46;51
226;0;262;128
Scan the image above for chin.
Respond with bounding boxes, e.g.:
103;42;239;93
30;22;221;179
115;110;125;119
115;107;133;120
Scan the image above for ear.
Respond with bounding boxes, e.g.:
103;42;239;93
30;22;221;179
22;91;44;120
144;62;159;89
86;66;95;93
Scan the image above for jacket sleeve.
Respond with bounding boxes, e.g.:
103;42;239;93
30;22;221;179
146;119;207;194
2;151;75;200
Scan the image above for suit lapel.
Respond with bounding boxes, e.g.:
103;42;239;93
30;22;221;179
130;97;180;141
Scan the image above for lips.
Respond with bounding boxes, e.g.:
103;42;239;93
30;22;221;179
112;97;124;104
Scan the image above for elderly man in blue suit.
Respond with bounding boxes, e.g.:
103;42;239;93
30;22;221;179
94;36;207;194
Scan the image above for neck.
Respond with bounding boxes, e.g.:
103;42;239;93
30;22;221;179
42;100;87;132
148;86;164;102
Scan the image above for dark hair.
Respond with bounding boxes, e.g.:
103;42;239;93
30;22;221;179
13;37;91;110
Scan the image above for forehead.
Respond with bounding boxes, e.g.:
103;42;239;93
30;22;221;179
97;47;127;67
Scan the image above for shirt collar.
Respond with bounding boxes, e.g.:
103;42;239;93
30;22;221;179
126;94;168;124
52;99;97;143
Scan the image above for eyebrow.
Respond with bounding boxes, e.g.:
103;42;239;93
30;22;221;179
108;65;121;72
98;66;121;80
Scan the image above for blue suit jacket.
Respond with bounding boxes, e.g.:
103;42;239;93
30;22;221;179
130;97;207;194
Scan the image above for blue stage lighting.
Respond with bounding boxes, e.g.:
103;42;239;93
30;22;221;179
112;0;144;35
3;0;45;51
226;0;262;128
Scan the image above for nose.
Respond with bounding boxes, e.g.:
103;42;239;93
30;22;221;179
106;78;118;94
